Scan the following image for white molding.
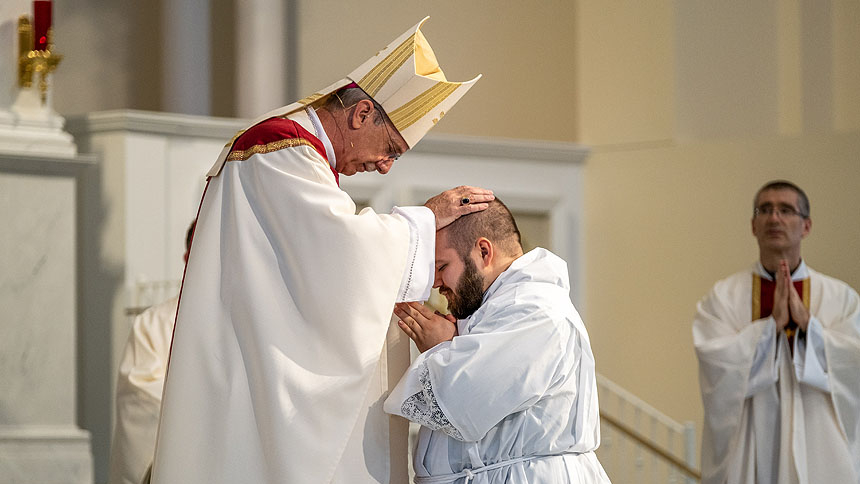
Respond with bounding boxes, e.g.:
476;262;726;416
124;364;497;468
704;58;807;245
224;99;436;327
412;133;590;164
0;425;93;484
66;110;248;140
64;110;591;164
0;425;92;441
0;152;96;174
0;124;78;158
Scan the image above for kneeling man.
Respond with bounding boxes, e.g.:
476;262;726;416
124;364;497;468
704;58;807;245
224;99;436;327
385;199;610;483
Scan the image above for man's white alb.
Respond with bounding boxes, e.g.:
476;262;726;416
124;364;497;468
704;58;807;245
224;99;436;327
385;248;611;483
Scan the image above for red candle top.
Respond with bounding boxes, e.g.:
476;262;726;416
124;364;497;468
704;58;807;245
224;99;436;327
33;0;52;50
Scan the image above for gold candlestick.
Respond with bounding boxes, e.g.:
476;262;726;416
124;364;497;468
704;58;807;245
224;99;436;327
18;16;63;104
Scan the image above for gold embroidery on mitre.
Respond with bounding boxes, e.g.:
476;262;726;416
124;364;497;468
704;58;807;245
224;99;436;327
388;82;460;131
358;34;416;97
226;138;314;162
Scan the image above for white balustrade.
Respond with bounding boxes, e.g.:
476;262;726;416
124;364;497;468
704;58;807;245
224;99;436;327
596;374;699;483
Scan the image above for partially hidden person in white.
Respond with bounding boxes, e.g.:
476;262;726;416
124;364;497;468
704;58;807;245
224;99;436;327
108;221;194;484
385;198;611;483
151;17;488;484
694;180;860;484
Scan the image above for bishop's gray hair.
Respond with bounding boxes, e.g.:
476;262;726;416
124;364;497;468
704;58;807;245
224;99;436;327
324;87;386;126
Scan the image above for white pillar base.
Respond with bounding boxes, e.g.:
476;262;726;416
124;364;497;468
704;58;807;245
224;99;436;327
0;426;94;484
0;87;76;158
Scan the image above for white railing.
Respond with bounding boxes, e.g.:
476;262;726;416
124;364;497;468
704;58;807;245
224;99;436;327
596;374;699;483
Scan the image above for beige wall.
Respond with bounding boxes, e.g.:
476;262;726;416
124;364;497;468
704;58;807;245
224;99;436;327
577;0;860;459
584;134;860;444
576;1;676;146
293;0;577;141
53;0;578;134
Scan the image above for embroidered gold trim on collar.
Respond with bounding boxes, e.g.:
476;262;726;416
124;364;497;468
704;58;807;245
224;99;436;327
226;138;315;162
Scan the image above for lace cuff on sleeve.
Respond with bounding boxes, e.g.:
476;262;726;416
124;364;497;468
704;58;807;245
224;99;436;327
400;363;465;441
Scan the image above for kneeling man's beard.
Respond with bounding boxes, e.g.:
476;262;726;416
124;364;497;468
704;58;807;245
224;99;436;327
448;256;484;320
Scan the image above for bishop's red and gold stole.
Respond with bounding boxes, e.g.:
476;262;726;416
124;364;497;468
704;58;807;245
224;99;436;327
752;274;810;353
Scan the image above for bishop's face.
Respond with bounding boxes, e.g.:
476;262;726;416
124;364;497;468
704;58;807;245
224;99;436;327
434;230;485;320
337;106;406;176
751;188;810;254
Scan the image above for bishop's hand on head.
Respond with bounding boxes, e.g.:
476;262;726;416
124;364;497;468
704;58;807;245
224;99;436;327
425;186;495;230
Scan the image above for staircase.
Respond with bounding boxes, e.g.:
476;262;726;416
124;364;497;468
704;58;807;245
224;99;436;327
596;374;699;483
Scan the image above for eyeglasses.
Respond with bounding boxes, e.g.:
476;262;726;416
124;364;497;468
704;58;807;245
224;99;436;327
370;99;401;162
382;122;400;161
754;206;806;218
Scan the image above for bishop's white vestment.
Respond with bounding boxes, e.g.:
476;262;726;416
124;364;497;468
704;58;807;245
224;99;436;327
385;248;611;483
109;297;178;484
150;108;435;484
694;261;860;484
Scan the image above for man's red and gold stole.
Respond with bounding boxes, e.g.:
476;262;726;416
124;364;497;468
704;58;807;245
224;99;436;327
752;273;810;352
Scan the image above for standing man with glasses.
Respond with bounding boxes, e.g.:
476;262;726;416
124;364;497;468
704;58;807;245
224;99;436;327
693;180;860;484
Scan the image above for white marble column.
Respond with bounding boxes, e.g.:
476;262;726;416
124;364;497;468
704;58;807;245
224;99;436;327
162;0;211;115
0;0;76;157
235;0;288;117
0;153;94;484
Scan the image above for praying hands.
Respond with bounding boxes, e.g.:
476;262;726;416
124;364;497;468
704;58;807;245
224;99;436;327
772;259;810;332
394;302;458;352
